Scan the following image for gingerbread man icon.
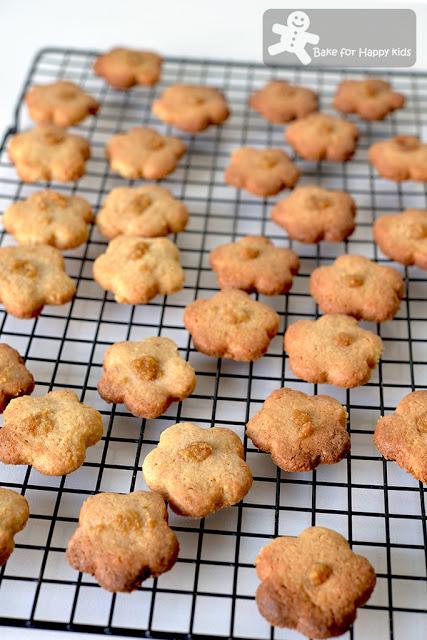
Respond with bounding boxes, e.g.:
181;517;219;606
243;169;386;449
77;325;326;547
268;11;319;66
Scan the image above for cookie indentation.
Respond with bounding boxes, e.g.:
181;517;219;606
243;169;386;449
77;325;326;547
42;128;66;145
307;562;332;586
179;441;213;462
309;195;331;210
344;274;364;287
396;136;419;152
129;242;149;260
113;510;143;532
220;306;251;325
336;332;355;347
240;246;260;260
132;355;160;381
11;260;38;278
131;193;152;213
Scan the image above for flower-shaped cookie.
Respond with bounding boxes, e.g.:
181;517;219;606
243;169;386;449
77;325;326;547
67;491;178;592
225;147;300;197
272;185;356;244
0;344;34;413
93;236;184;305
250;80;318;124
0;244;76;318
4;190;93;250
285;113;359;162
310;255;404;323
93;47;162;89
25;80;99;127
256;527;376;638
152;84;230;133
374;209;427;270
106;127;186;180
0;390;102;475
96;185;188;239
8;125;90;183
374;390;427;484
0;488;29;566
98;337;196;418
284;314;383;388
184;289;280;361
334;78;405;121
247;388;350;472
142;422;253;517
369;136;427;182
209;235;299;295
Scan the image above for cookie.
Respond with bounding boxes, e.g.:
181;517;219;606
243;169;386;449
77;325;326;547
0;244;76;318
374;390;427;484
224;147;300;197
271;185;356;244
0;344;34;413
96;185;188;239
209;235;299;295
369;136;427;182
284;314;383;388
250;80;318;124
0;488;29;567
93;236;184;305
93;47;162;89
142;422;252;517
373;209;427;270
3;190;93;250
0;390;102;476
285;113;359;162
246;388;349;472
152;84;230;133
184;289;280;361
333;78;405;121
25;80;99;127
8;125;90;183
66;491;178;592
310;255;404;323
255;527;376;638
106;127;186;180
98;337;196;418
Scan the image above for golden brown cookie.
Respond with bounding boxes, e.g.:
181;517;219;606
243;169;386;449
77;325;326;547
256;527;376;638
152;84;230;133
284;314;383;388
8;125;90;183
310;255;404;323
98;337;196;418
66;491;178;592
93;47;162;89
0;344;34;413
224;147;300;197
0;244;76;318
96;185;188;239
285;113;359;162
369;136;427;182
209;236;299;295
184;289;280;361
250;80;318;124
143;422;252;517
3;190;93;250
246;388;349;472
333;79;405;121
25;80;99;127
373;209;427;269
93;236;184;305
106;127;186;180
0;488;29;566
271;185;356;244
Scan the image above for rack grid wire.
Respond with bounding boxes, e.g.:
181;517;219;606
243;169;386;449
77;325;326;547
0;48;425;640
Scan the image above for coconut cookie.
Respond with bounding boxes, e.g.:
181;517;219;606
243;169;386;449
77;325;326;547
143;422;252;517
0;344;34;413
0;489;29;566
285;113;359;162
93;47;162;89
333;79;405;121
25;80;99;127
66;491;178;592
373;209;427;270
250;80;318;124
369;136;427;182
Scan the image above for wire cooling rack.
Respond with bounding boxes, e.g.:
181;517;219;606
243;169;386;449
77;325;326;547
0;48;426;640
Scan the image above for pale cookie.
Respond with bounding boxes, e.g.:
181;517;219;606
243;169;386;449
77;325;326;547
369;136;427;182
285;113;359;162
246;388;349;472
0;390;102;476
106;127;186;180
225;147;300;197
152;84;230;133
374;390;427;484
255;527;376;638
209;235;299;295
93;47;162;89
271;185;356;244
66;491;178;592
373;209;427;270
0;244;76;318
0;488;29;566
98;337;196;418
284;314;383;388
93;236;184;305
25;80;99;127
0;344;34;413
3;190;93;250
184;289;280;361
96;185;188;239
143;422;252;517
250;80;318;124
310;255;404;323
333;78;405;121
8;125;90;183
